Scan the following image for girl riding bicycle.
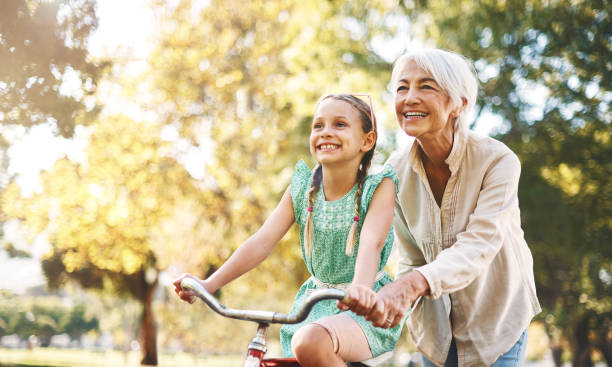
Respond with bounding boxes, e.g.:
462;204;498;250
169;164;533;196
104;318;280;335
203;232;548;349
174;94;402;367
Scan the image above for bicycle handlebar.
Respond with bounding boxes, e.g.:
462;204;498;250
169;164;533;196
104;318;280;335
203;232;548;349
181;277;347;324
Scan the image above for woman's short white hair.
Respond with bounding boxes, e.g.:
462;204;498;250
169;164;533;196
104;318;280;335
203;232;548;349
391;48;478;129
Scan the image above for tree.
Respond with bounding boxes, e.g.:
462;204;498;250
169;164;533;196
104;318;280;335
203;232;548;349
409;0;611;365
146;0;402;291
144;0;416;357
2;0;411;363
0;291;99;346
1;116;215;365
0;0;104;136
0;0;107;260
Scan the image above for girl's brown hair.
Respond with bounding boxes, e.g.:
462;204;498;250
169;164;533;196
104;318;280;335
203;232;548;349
304;94;377;257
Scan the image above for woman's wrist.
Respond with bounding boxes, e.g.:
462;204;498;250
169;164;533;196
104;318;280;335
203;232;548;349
411;270;430;297
399;270;430;298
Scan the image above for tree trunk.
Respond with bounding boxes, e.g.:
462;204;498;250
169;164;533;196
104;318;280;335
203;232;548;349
551;345;563;367
140;282;158;365
545;323;564;367
571;315;593;367
593;316;611;367
596;343;612;367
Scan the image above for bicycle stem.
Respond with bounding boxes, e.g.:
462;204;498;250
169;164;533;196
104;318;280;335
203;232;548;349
244;322;268;366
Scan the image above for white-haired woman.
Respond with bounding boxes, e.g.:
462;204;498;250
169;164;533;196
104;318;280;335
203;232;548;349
350;48;541;366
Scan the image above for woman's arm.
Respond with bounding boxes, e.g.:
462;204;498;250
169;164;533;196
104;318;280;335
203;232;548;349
415;152;521;299
358;153;522;328
339;177;395;316
174;187;295;303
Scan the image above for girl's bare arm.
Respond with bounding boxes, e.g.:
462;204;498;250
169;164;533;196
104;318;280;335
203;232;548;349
339;177;395;315
174;187;295;301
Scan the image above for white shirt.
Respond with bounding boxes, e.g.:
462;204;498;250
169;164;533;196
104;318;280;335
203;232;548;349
387;123;541;367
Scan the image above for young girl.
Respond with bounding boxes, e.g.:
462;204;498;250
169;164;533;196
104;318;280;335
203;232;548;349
173;94;402;366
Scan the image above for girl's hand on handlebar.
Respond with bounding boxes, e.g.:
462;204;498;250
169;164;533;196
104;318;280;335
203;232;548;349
173;273;208;304
337;284;376;315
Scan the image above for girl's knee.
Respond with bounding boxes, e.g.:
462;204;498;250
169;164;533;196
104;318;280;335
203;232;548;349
291;324;334;359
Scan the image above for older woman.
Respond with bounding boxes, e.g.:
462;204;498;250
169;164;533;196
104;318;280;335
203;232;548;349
351;49;541;366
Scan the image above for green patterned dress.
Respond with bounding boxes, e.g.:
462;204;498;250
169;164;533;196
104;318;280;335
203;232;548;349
279;160;403;358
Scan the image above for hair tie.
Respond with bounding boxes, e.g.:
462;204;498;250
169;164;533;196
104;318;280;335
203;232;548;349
307;206;313;212
353;215;359;222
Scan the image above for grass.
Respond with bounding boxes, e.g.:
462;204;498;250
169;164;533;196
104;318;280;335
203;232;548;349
0;348;243;367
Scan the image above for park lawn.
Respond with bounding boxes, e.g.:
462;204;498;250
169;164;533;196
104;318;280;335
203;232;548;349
0;348;243;367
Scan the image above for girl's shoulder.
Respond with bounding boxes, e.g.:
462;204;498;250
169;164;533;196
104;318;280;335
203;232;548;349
361;164;398;209
365;164;398;192
291;160;312;188
290;160;312;217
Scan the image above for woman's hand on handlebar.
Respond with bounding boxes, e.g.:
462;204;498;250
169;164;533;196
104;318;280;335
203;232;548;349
173;273;212;304
336;284;377;315
364;271;429;328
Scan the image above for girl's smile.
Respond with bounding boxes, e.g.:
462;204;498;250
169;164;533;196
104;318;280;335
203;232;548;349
317;143;340;152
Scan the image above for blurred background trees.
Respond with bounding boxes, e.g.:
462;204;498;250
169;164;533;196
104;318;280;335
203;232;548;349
411;0;611;365
0;0;105;137
0;290;99;347
145;0;402;295
2;116;212;364
1;0;610;366
0;0;106;256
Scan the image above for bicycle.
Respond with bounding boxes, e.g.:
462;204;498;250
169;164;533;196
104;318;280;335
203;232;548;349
180;277;401;367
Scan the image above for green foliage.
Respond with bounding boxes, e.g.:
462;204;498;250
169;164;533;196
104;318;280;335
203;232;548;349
1;115;213;363
413;0;611;364
0;292;99;345
138;0;418;354
63;305;99;339
5;0;609;363
2;241;31;258
2;116;203;294
0;0;108;298
146;0;405;297
0;0;106;137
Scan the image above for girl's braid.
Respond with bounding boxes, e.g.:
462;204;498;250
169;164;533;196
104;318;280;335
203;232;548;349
304;164;322;257
345;150;374;255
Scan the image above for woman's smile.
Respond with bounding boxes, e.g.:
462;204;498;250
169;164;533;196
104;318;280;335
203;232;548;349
401;111;428;121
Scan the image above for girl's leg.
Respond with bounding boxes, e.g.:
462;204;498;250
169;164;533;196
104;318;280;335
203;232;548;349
292;313;372;367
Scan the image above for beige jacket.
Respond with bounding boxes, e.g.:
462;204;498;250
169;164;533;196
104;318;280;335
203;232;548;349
387;124;541;367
